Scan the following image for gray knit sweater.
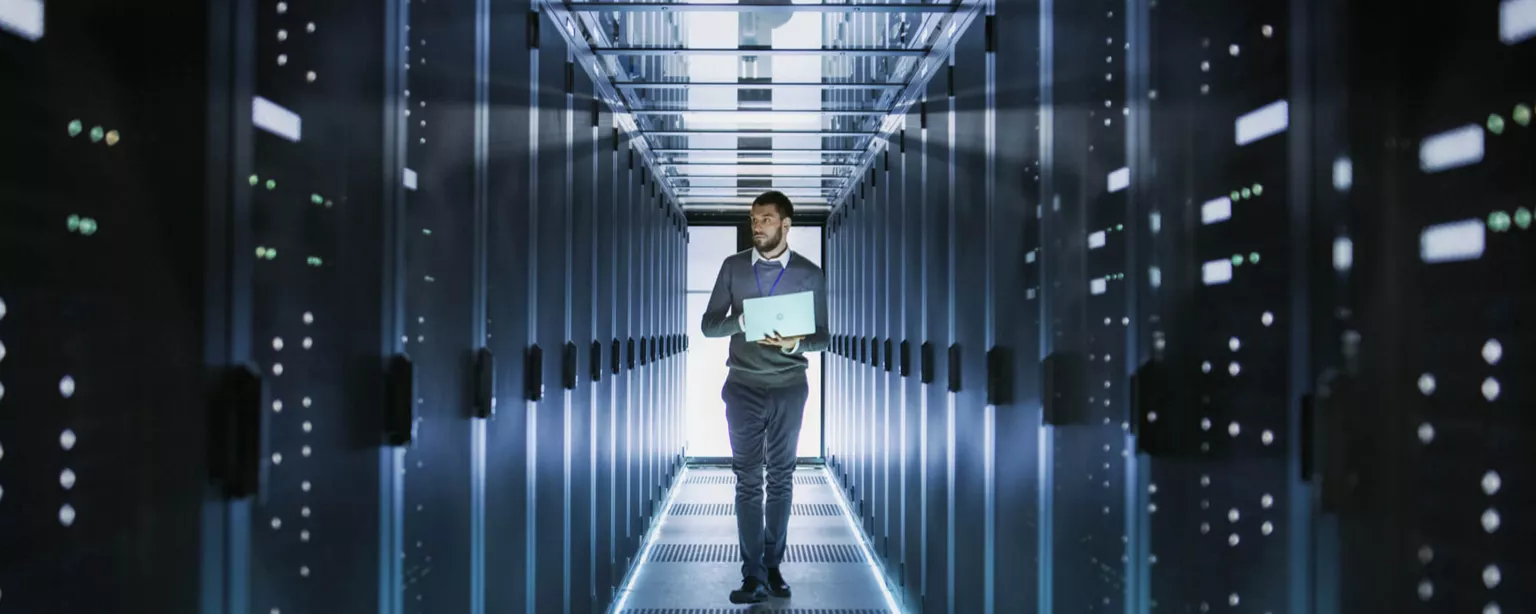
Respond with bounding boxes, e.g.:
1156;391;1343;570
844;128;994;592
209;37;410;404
700;248;829;387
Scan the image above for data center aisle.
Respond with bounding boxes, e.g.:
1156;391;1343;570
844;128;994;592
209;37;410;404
614;466;897;613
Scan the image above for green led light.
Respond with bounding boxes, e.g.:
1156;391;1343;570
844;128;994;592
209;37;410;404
89;126;104;143
249;175;260;186
1116;224;1124;231
311;194;323;204
68;121;83;137
1251;183;1264;196
1515;207;1532;229
67;215;81;231
265;179;277;190
1231;190;1241;201
307;256;323;267
256;246;268;258
1488;114;1506;135
422;229;433;235
79;219;97;236
1489;210;1512;232
1249;251;1260;264
1241;188;1252;199
1515;104;1532;127
1231;254;1244;266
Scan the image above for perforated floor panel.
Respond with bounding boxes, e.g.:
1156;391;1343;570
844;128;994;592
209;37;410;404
669;503;843;517
687;475;830;486
613;467;897;612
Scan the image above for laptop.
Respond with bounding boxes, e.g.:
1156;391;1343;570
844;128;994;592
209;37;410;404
742;291;816;343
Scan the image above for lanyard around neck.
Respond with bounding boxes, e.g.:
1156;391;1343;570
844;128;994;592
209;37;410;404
754;260;788;297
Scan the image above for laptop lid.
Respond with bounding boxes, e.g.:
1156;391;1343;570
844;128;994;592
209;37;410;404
741;290;816;343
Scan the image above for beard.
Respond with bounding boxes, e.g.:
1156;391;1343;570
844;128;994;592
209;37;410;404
753;230;784;252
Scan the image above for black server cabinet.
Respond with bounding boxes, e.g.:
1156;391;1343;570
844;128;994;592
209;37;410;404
828;213;843;484
568;67;597;614
532;12;571;613
247;1;400;612
922;83;954;614
1329;2;1536;613
0;3;225;611
1132;0;1314;612
901;115;927;602
618;145;638;569
950;24;992;614
1039;0;1136;610
878;150;898;567
399;0;481;609
991;2;1047;612
484;7;536;613
637;184;652;534
864;160;881;541
593;112;617;608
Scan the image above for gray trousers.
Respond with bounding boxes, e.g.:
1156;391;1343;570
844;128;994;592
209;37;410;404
722;375;809;581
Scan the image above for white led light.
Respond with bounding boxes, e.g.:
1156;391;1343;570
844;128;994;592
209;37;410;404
1235;100;1289;145
1501;0;1536;44
1333;237;1354;271
403;168;419;190
0;0;44;41
1419;218;1485;264
253;96;303;142
1201;196;1232;224
1333;156;1353;191
1088;230;1107;249
1107;167;1130;192
1202;259;1233;285
1091;278;1108;295
1419;124;1484;173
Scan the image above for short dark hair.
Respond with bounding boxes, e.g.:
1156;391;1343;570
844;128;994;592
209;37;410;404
751;190;794;220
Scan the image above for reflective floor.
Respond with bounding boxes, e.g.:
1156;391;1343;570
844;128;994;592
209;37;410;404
614;466;896;613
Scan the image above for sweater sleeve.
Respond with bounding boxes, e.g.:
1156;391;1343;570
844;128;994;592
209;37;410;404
700;258;742;338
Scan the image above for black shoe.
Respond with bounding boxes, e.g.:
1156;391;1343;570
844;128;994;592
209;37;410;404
729;576;770;604
766;567;792;598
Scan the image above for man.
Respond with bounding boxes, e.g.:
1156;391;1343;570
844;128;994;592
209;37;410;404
700;190;830;604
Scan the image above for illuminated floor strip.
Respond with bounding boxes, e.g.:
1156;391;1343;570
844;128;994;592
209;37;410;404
613;464;901;613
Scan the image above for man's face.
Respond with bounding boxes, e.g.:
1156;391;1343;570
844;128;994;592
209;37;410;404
750;204;789;252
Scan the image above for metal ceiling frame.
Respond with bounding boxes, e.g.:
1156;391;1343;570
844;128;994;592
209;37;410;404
542;0;984;214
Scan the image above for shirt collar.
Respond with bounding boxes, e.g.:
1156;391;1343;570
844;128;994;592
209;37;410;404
752;246;792;267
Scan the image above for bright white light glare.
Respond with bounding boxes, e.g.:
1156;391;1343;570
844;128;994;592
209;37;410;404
1201;196;1233;224
403;168;418;190
1149;266;1162;288
1026;251;1037;263
1235;100;1289;145
1091;277;1108;295
0;0;43;41
1333;237;1354;271
609;466;692;614
1419;218;1485;263
1333;156;1353;191
1501;0;1536;44
681;111;825;127
1150;212;1162;233
1419;124;1484;173
1107;167;1131;192
253;96;302;142
826;469;905;614
1088;231;1107;249
1202;259;1234;285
